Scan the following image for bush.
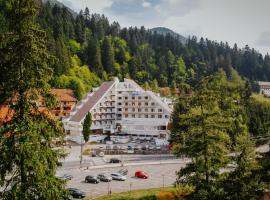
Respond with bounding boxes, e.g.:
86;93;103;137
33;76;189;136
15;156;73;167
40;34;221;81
157;191;175;200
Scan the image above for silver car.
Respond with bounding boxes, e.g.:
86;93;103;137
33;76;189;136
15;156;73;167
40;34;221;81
110;173;126;181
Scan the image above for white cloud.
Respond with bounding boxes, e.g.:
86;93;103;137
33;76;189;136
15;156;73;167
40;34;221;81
155;0;201;17
58;0;113;13
142;1;151;8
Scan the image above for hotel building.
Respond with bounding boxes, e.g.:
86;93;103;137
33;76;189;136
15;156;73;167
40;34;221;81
258;81;270;97
63;78;172;139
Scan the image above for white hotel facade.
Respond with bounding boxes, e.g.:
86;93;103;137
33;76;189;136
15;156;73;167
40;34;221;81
63;77;172;140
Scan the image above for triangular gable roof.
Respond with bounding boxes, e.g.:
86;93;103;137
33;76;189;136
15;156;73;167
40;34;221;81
70;81;115;123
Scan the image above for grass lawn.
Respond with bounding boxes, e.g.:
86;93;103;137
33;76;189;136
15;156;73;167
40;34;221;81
88;186;193;200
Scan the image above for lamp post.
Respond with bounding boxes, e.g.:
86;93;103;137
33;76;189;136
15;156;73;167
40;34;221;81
107;181;111;196
80;136;83;167
162;174;165;190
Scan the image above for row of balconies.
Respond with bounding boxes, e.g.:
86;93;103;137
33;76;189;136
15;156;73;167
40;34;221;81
122;108;163;113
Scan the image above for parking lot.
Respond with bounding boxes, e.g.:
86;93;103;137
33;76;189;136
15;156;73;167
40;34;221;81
60;162;185;198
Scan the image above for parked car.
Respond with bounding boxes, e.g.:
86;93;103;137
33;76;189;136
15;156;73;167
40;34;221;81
99;152;105;157
142;145;148;150
156;146;161;150
135;171;148;179
127;145;133;150
109;158;121;163
85;175;99;184
134;145;142;150
110;173;126;181
67;188;86;199
149;145;155;150
59;174;73;181
91;151;97;157
120;145;128;150
97;174;112;182
117;168;128;175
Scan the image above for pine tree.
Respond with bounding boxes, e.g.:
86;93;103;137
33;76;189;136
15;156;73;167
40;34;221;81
172;70;239;199
101;36;115;75
82;112;92;143
0;0;66;199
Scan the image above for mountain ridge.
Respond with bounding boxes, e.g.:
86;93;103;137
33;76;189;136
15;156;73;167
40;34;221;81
150;27;186;44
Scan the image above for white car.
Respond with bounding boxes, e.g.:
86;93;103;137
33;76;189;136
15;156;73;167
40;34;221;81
110;173;126;181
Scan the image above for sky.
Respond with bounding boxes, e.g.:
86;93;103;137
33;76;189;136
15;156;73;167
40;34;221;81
58;0;270;55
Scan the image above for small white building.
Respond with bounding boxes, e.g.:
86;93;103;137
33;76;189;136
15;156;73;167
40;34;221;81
63;77;172;141
258;81;270;96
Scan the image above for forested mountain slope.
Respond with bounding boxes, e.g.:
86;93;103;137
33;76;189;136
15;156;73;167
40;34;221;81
1;0;269;98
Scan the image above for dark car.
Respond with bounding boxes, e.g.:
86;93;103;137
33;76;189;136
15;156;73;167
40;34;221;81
97;174;112;182
67;188;86;199
109;158;121;163
85;175;99;184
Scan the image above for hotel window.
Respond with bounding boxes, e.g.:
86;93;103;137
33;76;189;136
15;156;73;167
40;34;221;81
138;108;141;112
165;115;169;118
132;96;135;100
151;115;155;118
118;97;122;100
125;96;128;100
145;108;148;112
151;102;155;106
158;115;162;118
118;91;122;94
132;102;135;106
145;102;148;106
145;96;148;100
151;109;154;112
125;102;128;106
138;96;142;100
138;102;141;106
158;109;162;112
145;115;148;118
118;108;122;111
132;114;135;118
118;102;122;106
125;108;128;111
125;114;128;118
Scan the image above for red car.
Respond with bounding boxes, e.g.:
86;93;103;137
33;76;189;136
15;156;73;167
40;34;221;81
135;171;148;179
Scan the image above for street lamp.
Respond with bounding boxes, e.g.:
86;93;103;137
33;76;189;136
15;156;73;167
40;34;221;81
107;181;111;196
162;174;165;190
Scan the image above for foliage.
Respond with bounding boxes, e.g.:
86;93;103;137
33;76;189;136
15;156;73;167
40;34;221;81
52;55;101;99
30;2;270;91
171;69;259;199
89;186;192;200
247;95;270;138
82;112;92;143
0;0;66;199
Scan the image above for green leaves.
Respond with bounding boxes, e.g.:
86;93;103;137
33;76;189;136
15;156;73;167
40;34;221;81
171;69;260;199
0;0;66;199
82;112;92;143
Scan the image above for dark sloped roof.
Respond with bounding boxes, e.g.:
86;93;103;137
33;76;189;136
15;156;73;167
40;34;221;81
70;81;115;122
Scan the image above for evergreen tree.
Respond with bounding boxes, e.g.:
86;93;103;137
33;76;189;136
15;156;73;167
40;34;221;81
82;112;92;143
101;36;115;75
0;0;66;199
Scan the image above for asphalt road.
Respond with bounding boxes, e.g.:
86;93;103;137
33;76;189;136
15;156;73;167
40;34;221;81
59;163;185;198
